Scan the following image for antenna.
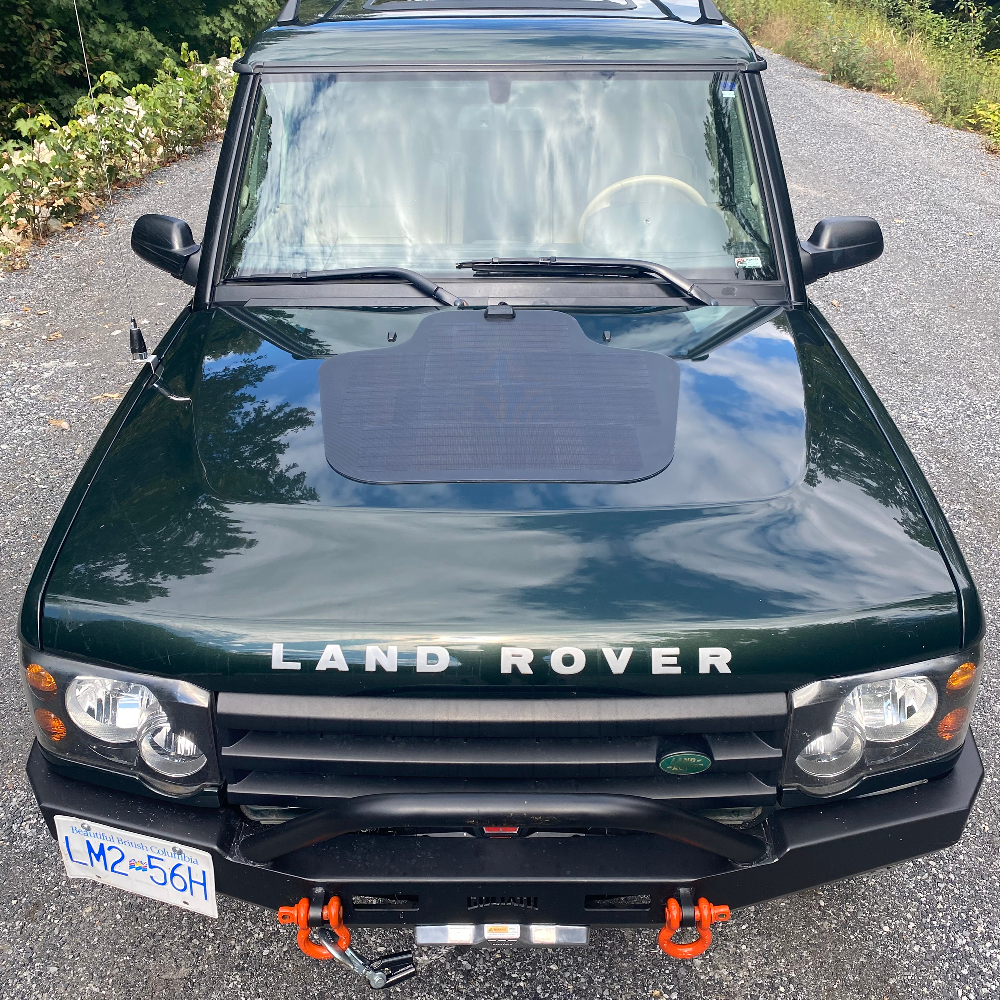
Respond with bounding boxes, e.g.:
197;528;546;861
71;0;150;363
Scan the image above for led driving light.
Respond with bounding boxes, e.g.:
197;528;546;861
795;700;865;778
138;711;207;778
65;676;158;743
849;676;937;743
785;649;981;797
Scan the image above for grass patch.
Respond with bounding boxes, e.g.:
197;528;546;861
719;0;1000;148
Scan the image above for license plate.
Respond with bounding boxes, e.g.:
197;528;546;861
54;815;217;918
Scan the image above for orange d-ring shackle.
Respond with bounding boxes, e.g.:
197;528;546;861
278;894;351;960
657;896;730;959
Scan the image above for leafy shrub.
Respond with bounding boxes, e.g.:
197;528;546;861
819;23;881;87
0;42;237;260
968;99;1000;146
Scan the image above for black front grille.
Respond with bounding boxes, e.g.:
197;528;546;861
216;692;787;812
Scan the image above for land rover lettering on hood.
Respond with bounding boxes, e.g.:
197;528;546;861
20;0;983;983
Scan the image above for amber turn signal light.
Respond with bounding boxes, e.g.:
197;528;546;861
937;707;968;741
26;662;57;694
34;708;67;742
946;661;977;692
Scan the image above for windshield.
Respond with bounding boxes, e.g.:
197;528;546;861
226;71;777;281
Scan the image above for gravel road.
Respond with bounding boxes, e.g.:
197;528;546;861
1;51;998;1000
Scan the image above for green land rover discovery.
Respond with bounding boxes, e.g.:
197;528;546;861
20;0;983;984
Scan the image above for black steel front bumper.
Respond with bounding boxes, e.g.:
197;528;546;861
28;736;983;926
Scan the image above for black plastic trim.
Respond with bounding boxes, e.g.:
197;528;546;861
224;769;777;810
222;733;661;775
216;691;789;737
276;0;300;24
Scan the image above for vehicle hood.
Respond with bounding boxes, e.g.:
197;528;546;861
38;306;960;696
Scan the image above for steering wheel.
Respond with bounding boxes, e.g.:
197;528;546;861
577;174;707;244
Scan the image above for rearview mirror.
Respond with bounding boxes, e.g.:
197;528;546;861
799;216;883;284
131;214;201;286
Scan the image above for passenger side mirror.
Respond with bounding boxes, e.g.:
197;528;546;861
131;214;201;286
799;216;883;284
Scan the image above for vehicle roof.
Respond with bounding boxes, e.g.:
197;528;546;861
242;0;759;68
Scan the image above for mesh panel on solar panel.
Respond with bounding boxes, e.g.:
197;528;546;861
318;309;680;483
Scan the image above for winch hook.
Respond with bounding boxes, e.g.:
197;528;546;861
277;888;417;989
657;889;730;960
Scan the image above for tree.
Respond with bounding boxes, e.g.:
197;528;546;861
0;0;280;130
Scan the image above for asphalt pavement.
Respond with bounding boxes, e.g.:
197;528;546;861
1;51;998;999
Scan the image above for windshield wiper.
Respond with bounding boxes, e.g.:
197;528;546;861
455;257;719;307
230;267;467;307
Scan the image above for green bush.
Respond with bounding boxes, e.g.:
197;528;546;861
968;98;1000;146
0;42;237;258
819;23;881;87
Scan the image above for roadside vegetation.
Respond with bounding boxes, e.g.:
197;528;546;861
719;0;1000;148
0;45;237;262
0;0;280;265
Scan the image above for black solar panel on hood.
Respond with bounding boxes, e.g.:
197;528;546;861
318;309;680;484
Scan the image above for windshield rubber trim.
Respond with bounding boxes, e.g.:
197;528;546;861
208;72;263;308
742;71;803;305
214;61;784;303
196;71;255;310
728;71;788;298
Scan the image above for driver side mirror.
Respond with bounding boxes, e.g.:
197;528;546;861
131;214;201;286
799;216;883;284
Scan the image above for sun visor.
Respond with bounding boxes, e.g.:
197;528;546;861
318;309;680;484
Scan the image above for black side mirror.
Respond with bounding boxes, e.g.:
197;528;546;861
799;216;883;284
131;214;201;286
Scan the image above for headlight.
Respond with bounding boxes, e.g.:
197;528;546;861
849;676;937;743
795;700;865;778
784;649;980;797
65;677;158;744
138;711;208;778
20;648;219;798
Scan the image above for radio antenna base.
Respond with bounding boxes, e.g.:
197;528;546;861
129;319;149;361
